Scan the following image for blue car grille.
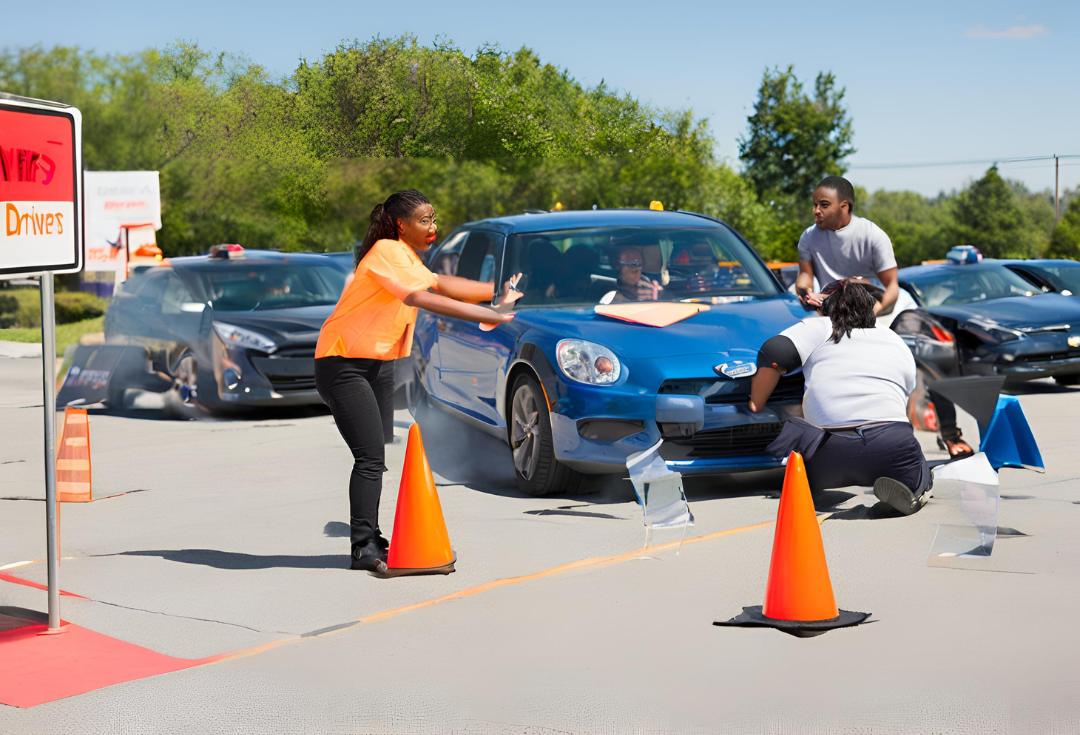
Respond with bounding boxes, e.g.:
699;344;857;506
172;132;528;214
660;422;783;460
658;373;804;405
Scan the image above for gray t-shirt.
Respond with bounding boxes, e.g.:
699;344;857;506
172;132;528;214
797;215;897;284
781;318;915;428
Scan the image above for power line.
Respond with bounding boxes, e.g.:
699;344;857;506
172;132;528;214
848;154;1080;171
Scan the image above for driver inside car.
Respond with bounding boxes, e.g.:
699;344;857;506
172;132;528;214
600;244;664;303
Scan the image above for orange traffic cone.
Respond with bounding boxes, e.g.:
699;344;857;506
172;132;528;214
382;424;455;577
56;407;92;503
715;452;869;636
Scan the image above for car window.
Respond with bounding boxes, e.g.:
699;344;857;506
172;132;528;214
188;261;347;312
161;272;195;315
136;271;168;304
1032;265;1080;294
503;226;779;306
455;231;502;284
904;266;1041;307
428;231;468;276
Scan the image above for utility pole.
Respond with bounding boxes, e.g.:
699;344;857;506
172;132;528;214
1055;154;1060;224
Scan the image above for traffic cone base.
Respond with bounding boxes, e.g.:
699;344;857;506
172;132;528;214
714;452;870;637
382;424;456;577
715;606;869;638
376;558;456;578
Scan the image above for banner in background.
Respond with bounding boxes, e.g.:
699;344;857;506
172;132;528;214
83;171;160;275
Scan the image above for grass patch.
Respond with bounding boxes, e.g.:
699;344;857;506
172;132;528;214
0;316;106;355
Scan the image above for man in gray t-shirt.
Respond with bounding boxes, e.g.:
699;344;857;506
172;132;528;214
795;176;900;316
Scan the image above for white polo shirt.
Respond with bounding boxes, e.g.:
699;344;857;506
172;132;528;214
781;318;916;429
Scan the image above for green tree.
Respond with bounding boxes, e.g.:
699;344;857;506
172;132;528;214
861;189;951;267
738;66;855;201
949;166;1039;259
1046;197;1080;259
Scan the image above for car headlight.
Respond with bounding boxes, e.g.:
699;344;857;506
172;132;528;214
964;318;1024;345
556;339;621;385
213;322;277;353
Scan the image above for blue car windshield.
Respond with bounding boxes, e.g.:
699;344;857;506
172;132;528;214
186;262;347;312
503;226;780;306
903;265;1041;307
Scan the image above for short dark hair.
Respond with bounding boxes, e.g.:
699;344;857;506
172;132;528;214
815;176;855;211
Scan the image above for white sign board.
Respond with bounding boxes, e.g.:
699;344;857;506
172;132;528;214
0;97;83;275
84;171;161;273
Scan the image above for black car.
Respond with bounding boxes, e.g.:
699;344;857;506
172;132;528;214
893;261;1080;386
999;258;1080;297
103;248;348;412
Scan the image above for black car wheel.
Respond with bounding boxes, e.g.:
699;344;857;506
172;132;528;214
508;373;584;496
166;355;208;419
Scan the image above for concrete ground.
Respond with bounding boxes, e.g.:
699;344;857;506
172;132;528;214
1;353;1079;734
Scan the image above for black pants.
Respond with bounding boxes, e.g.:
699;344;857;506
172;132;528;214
314;356;396;550
768;419;931;497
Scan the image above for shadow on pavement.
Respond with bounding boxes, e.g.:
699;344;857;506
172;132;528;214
102;549;348;570
323;521;350;538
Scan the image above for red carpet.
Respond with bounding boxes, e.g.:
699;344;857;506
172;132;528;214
0;618;226;708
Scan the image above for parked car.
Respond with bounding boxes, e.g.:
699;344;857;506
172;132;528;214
406;209;808;495
103;247;348;413
999;258;1080;297
892;261;1080;386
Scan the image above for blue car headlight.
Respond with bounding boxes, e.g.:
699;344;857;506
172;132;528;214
556;339;621;385
213;322;277;353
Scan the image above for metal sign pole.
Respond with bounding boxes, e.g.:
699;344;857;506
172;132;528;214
40;273;61;630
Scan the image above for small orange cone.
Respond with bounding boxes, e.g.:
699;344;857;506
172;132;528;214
383;424;455;577
715;452;869;636
56;407;92;503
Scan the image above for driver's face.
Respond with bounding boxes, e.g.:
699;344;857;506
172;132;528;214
615;247;644;285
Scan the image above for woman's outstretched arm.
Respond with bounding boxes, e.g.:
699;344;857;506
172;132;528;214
404;290;510;324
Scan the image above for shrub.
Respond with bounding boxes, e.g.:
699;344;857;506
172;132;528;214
53;292;109;324
0;295;18;315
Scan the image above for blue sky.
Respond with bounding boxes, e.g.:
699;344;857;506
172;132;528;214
3;0;1077;197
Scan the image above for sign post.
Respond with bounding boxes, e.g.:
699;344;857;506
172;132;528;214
1;93;83;632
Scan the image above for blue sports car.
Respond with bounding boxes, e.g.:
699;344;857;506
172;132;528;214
406;209;809;495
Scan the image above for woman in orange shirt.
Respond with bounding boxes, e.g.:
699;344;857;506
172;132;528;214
315;189;514;572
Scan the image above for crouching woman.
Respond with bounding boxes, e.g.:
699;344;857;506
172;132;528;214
750;278;931;515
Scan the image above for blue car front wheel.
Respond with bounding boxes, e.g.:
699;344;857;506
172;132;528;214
508;373;584;496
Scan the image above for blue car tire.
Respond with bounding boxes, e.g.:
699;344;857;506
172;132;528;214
508;373;585;496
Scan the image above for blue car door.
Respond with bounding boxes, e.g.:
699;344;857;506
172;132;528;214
428;230;511;427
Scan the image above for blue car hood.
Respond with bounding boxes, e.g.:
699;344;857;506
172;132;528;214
928;293;1080;330
516;298;806;359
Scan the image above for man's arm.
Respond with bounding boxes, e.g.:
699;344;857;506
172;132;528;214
795;260;822;307
875;267;899;315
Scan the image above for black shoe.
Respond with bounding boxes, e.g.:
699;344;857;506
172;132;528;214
350;542;388;572
873;477;928;516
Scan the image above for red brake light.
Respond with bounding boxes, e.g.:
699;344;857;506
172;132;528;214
930;325;954;343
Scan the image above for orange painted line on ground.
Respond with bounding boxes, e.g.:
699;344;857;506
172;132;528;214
6;515;805;670
200;517;779;669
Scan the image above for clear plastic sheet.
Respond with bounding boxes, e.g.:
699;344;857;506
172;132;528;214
626;439;694;550
927;453;1000;567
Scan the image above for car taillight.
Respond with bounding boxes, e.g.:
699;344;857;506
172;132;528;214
930;325;954;343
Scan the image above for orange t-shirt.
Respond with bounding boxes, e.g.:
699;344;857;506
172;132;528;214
315;239;439;360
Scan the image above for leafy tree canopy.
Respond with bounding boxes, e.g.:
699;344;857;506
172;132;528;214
738;66;855;201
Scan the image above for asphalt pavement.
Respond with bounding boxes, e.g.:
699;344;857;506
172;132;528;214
1;353;1079;734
